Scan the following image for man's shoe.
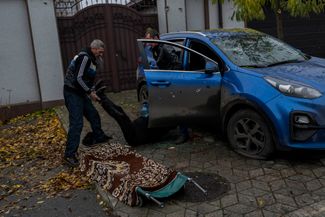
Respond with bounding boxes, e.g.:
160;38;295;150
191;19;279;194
63;155;79;167
84;134;112;147
94;134;112;144
82;133;112;147
175;135;189;144
82;132;94;146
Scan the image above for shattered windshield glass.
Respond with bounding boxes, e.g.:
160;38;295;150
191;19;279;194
211;34;306;67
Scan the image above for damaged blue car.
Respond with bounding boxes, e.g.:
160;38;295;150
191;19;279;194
136;28;325;159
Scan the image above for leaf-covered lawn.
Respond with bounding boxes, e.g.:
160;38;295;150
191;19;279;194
0;110;90;215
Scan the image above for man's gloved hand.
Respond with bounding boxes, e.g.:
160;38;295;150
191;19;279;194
89;91;101;102
91;79;106;101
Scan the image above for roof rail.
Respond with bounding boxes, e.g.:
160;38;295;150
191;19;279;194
161;31;206;37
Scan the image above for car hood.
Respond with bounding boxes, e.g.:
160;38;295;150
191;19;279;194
249;57;325;92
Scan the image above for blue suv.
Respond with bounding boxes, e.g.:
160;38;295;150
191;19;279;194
136;28;325;159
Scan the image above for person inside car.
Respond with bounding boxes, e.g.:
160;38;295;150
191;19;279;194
144;27;157;69
145;29;182;70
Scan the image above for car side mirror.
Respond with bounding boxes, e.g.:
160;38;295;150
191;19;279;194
205;61;219;74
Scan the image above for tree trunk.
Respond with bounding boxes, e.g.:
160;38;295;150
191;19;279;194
275;0;284;40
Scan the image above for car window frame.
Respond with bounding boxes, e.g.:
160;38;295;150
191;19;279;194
137;39;220;73
186;38;225;72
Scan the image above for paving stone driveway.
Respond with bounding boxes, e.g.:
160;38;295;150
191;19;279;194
56;90;325;217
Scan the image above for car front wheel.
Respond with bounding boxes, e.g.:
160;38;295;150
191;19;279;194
139;84;148;103
227;109;274;159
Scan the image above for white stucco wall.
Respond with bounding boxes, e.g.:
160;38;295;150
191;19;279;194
157;0;244;33
26;0;64;103
222;0;244;28
186;0;204;31
157;0;187;33
0;0;64;108
166;0;186;32
208;0;219;29
0;0;40;105
157;0;167;33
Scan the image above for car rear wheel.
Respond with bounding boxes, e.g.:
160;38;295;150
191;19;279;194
227;109;274;159
139;84;148;103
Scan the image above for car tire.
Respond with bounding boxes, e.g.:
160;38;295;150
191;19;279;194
139;84;148;103
226;109;274;159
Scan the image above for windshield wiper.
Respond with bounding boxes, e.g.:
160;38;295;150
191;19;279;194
267;59;304;67
239;64;267;68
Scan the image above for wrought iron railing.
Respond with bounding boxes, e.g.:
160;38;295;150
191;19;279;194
127;0;156;12
55;0;156;17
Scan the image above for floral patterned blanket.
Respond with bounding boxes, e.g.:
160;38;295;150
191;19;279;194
79;143;176;206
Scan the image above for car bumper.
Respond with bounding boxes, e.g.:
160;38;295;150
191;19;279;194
266;94;325;149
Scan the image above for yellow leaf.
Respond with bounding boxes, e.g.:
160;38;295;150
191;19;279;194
257;198;265;207
13;184;22;189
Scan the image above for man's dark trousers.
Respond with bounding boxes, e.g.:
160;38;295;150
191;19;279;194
64;86;105;157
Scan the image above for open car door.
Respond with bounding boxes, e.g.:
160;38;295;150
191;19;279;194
137;39;222;128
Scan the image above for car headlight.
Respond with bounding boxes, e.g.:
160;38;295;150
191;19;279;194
264;76;322;99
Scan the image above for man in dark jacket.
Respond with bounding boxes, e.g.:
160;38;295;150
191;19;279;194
63;39;110;167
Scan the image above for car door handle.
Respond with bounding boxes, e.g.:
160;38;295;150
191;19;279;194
150;81;171;86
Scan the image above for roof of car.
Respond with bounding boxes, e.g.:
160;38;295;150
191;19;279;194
161;28;263;39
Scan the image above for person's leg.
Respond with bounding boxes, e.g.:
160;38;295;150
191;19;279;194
83;97;110;143
64;89;84;164
175;124;189;144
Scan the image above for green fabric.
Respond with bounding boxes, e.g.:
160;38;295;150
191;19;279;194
136;173;188;198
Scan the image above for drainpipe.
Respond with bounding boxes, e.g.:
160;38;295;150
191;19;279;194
217;1;223;28
184;0;187;30
204;0;209;30
164;0;169;32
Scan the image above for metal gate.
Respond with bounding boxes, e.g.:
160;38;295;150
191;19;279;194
57;4;158;92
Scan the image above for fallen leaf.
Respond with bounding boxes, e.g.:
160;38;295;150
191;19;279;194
257;198;265;207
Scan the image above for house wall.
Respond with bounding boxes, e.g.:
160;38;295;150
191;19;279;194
0;0;40;105
0;0;64;121
157;0;167;33
221;0;244;28
26;0;64;103
166;0;187;32
157;0;243;33
208;0;219;29
186;0;205;31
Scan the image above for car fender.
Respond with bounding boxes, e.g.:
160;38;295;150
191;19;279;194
220;95;287;151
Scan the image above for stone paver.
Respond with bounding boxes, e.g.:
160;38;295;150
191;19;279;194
56;90;325;217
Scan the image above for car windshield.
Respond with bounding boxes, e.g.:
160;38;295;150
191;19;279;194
211;33;307;67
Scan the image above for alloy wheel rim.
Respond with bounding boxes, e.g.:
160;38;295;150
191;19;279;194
233;118;266;155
